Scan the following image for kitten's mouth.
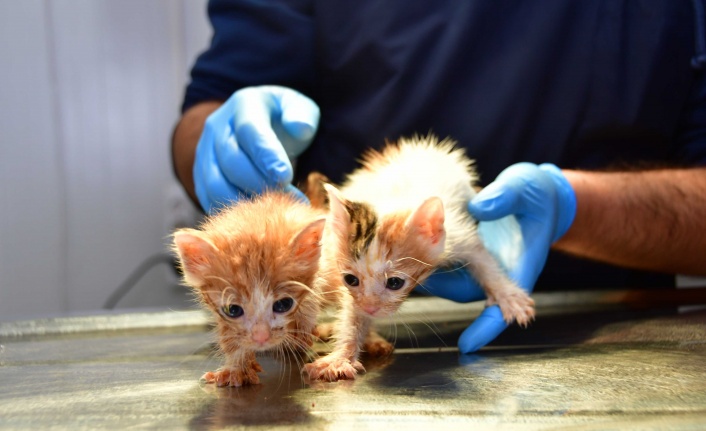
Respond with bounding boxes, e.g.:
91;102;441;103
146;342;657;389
251;340;275;351
250;335;275;350
360;307;390;318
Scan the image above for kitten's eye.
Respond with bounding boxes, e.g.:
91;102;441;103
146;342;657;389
273;297;294;313
385;277;405;291
222;304;244;318
343;274;360;287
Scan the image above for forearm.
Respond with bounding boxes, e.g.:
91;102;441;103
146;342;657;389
554;168;706;275
171;101;223;203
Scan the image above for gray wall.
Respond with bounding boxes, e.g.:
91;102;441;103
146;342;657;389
0;0;211;321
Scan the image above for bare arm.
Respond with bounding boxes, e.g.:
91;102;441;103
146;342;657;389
171;101;224;203
555;168;706;275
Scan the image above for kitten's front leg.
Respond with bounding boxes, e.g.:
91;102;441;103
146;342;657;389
289;319;318;350
363;329;393;357
202;350;263;387
464;242;535;327
304;351;365;382
304;291;367;381
313;321;391;356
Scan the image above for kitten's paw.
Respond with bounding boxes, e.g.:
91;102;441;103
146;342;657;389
315;322;335;341
364;338;394;357
491;286;535;327
303;356;365;382
201;362;264;387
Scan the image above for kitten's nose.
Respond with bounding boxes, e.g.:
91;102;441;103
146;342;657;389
362;303;380;316
251;323;271;344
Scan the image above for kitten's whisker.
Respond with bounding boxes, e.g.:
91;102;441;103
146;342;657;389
284;336;310;352
393;321;398;349
400;320;419;349
277;280;329;303
288;339;307;370
284;344;296;391
313;333;334;352
286;328;317;339
394;256;433;267
412;313;448;348
277;280;310;291
272;345;287;392
335;257;356;268
281;337;307;386
390;269;424;289
204;275;231;285
388;319;398;350
429;262;473;275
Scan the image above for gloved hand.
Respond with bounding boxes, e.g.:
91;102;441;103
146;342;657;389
420;163;576;353
194;85;320;213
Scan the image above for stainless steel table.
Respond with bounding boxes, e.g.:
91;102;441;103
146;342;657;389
1;291;705;430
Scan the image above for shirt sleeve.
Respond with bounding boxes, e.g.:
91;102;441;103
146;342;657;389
675;71;706;165
182;0;316;112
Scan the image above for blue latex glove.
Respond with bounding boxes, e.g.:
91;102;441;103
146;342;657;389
420;163;576;353
194;85;320;213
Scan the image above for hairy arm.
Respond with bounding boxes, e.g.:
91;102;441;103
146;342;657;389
555;168;706;275
171;101;223;203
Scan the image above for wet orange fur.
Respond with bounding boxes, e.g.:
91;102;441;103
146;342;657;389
172;192;327;387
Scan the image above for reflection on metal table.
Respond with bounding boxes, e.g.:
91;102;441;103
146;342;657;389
1;290;705;430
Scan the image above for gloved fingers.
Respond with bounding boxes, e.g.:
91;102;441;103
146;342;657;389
416;268;487;303
273;86;320;160
475;212;551;293
508;234;551;292
194;127;245;214
467;179;523;221
277;87;320;142
470;162;561;222
538;163;577;242
457;305;509;353
215;130;278;195
476;216;524;274
261;85;320;159
230;89;294;187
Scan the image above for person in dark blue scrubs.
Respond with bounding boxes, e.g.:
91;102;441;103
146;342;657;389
171;0;706;353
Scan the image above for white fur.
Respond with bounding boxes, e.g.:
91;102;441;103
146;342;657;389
341;135;534;326
305;135;535;383
340;135;479;263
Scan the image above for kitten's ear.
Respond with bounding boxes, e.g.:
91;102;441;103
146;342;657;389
290;217;326;262
304;171;331;210
406;197;446;253
172;229;219;286
324;183;350;237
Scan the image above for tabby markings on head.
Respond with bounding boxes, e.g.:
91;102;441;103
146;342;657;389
344;200;378;260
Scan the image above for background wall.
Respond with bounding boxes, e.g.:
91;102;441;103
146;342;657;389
1;1;702;323
0;0;211;321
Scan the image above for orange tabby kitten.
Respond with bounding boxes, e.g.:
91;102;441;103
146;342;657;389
304;135;534;381
172;192;326;387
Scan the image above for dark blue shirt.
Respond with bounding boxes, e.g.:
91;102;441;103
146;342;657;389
183;0;706;289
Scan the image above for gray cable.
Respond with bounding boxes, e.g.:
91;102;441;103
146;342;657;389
102;253;177;309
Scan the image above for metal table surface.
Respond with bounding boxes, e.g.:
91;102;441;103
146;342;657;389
1;291;705;430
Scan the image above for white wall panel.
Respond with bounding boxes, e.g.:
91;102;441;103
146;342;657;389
50;1;176;311
181;0;213;81
0;0;210;321
0;0;66;320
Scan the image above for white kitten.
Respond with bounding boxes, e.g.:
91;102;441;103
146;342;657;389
304;134;534;382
